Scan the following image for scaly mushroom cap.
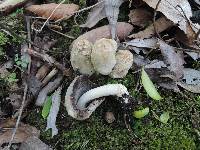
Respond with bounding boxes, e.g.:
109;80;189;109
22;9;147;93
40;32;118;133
70;39;95;75
110;50;133;78
65;75;104;120
91;38;117;75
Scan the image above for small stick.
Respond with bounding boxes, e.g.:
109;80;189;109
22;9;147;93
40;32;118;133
33;0;66;32
50;28;75;39
7;83;28;149
55;0;104;22
24;48;71;76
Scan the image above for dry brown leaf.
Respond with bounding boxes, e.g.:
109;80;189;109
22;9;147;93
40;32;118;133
129;16;173;39
142;0;200;41
158;40;184;79
76;22;133;43
26;3;79;21
0;118;40;146
128;8;153;27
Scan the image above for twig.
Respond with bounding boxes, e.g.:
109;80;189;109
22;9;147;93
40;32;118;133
7;83;28;150
50;28;75;39
24;48;71;76
55;0;104;23
33;0;66;32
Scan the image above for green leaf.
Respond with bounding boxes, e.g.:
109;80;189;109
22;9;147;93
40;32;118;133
160;112;170;124
133;107;149;118
42;96;52;119
141;68;162;100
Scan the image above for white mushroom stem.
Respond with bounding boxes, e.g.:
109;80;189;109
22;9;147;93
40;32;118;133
77;84;129;109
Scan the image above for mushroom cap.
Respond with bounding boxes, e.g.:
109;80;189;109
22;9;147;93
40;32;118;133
110;50;133;78
70;39;95;75
65;75;104;120
91;38;117;75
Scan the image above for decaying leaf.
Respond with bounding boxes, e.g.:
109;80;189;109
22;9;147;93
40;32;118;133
81;1;106;28
129;16;173;39
124;37;158;49
133;107;149;118
158;40;184;79
76;22;133;43
176;68;200;93
128;8;152;27
142;0;200;41
26;3;79;21
81;0;125;39
0;0;26;10
141;68;162;100
46;87;61;137
0;118;40;146
36;75;63;106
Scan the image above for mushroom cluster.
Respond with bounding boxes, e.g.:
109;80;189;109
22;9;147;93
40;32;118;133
70;38;133;78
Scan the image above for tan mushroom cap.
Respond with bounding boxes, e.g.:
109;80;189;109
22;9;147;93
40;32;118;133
70;39;95;75
110;50;133;78
91;38;117;75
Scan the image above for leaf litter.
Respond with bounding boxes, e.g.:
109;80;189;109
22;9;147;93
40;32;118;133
0;0;200;149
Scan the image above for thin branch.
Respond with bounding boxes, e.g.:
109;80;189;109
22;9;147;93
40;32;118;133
7;83;28;149
55;0;104;23
33;0;66;32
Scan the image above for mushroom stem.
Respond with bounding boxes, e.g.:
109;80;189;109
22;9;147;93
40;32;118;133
77;84;129;109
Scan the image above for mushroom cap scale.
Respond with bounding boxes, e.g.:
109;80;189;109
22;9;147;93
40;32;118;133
70;39;95;75
110;50;133;78
91;38;117;75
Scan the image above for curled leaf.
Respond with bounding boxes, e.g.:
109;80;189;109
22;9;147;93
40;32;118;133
141;68;162;100
133;107;149;118
42;96;52;119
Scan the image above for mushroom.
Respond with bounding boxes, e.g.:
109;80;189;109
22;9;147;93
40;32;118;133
70;39;95;75
109;50;133;78
91;38;117;75
65;75;134;129
65;75;104;120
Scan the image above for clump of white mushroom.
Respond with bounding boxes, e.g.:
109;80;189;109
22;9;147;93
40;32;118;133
70;38;133;78
65;75;133;129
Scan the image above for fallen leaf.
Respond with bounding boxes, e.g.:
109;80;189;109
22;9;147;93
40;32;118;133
81;1;106;28
36;75;63;106
0;0;25;10
124;37;158;48
176;68;200;93
42;96;52;119
0;118;40;146
182;68;200;85
128;8;152;27
46;87;61;137
141;68;162;100
158;40;184;79
81;0;125;39
129;16;173;39
26;3;79;21
133;107;149;118
76;22;133;43
142;0;200;41
159;112;170;124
